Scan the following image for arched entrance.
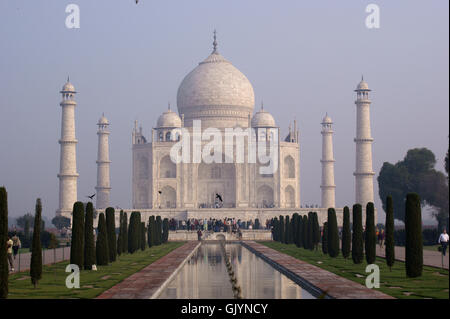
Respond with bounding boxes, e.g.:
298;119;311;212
198;163;236;208
256;185;274;208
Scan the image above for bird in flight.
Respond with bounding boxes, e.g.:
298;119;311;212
136;0;139;3
86;194;96;200
215;194;223;202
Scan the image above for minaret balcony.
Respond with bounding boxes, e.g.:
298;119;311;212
354;138;374;143
353;171;375;176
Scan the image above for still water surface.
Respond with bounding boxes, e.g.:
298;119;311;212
157;243;315;299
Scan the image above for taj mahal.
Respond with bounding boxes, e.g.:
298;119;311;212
55;32;376;226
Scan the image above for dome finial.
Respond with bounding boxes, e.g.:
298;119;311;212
168;101;171;111
212;29;218;54
261;100;264;110
67;75;70;82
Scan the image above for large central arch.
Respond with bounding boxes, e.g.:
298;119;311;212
197;163;236;208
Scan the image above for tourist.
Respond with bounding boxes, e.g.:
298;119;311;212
197;229;203;241
7;235;14;272
378;229;385;249
438;229;449;256
11;232;21;259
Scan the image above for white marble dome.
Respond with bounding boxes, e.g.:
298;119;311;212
98;115;109;125
252;108;276;127
61;81;75;93
356;79;370;91
176;49;255;126
322;114;332;124
157;109;182;128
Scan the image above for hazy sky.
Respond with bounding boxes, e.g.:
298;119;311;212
0;1;448;224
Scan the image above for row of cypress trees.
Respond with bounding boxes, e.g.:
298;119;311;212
270;193;423;278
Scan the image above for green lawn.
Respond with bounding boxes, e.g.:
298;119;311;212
260;242;449;299
7;242;184;299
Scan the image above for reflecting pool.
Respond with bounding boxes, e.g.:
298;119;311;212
157;243;315;299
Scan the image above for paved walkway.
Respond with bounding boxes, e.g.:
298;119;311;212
10;247;71;273
376;245;449;269
243;241;394;299
97;241;201;299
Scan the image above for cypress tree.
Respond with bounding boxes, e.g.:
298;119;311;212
292;213;299;245
140;222;146;251
96;213;109;265
352;204;364;264
128;212;141;253
341;206;351;259
162;218;169;243
105;207;116;263
279;216;285;244
284;216;290;244
70;202;85;269
0;187;8;299
327;208;339;257
148;216;155;247
365;202;376;264
30;198;42;288
272;218;279;242
117;211;123;256
385;196;395;271
84;202;96;270
405;193;423;278
307;212;314;250
147;218;152;247
156;216;162;245
322;222;328;254
122;212;128;254
312;212;320;250
302;215;308;249
296;215;303;248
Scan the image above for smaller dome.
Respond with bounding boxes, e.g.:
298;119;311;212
356;79;370;91
61;81;76;93
157;109;182;128
251;107;276;128
98;114;109;125
322;114;332;124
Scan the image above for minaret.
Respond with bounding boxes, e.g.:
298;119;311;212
95;114;111;209
354;77;375;207
320;114;336;208
56;78;79;219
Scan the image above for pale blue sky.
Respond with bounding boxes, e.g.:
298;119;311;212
0;1;448;224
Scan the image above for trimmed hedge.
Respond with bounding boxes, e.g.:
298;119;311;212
352;204;364;264
341;206;351;259
405;193;423;278
385;196;395;270
70;202;85;269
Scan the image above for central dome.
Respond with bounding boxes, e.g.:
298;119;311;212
176;39;255;128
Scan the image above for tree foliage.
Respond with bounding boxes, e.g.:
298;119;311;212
96;213;109;266
405;193;423;278
378;148;449;227
352;204;364;264
341;206;351;259
52;215;71;230
105;207;116;263
30;199;43;288
322;222;328;255
327;208;339;257
84;202;96;270
70;202;84;269
385;196;395;270
0;187;8;298
365;202;376;264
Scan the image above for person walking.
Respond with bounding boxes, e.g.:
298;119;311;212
438;229;449;256
7;235;14;272
11;233;21;259
378;229;385;249
197;229;203;241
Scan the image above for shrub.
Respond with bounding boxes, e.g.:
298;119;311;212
0;187;8;298
322;222;328;255
96;213;109;266
70;202;85;269
84;202;96;270
405;193;423;278
30;199;43;288
341;206;351;259
352;204;364;264
105;207;116;263
365;202;376;264
385;196;395;270
327;208;339;257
